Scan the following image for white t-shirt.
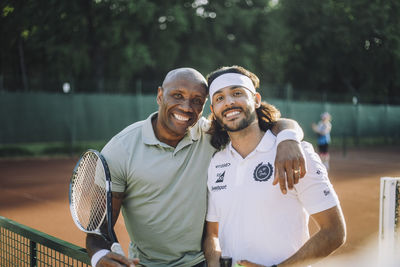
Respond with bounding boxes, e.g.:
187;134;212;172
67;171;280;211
206;130;340;266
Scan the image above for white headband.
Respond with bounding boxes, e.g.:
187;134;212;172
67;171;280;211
209;73;256;104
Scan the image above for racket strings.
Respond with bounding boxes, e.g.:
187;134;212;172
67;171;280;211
71;152;107;231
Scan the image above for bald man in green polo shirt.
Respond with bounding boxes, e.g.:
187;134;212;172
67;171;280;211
86;68;306;267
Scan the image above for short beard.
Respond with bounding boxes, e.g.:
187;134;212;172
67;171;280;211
216;108;257;132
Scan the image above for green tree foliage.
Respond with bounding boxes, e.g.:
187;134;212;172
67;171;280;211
279;0;400;103
0;0;399;103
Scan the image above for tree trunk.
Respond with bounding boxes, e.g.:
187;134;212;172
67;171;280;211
18;36;29;91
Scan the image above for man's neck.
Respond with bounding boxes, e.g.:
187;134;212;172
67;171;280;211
228;122;265;159
151;116;184;148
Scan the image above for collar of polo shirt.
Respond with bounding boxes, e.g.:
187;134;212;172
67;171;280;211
209;73;256;104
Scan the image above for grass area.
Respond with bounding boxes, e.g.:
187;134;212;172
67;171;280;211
0;141;108;158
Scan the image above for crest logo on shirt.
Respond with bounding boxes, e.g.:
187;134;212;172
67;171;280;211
323;189;330;196
216;171;225;183
253;162;273;182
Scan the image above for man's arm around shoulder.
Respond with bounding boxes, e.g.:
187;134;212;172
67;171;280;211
271;118;307;194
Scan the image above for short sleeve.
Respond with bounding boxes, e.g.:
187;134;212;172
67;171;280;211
295;142;340;215
206;189;219;222
101;139;128;193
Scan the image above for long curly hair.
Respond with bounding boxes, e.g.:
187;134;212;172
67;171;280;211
206;66;281;150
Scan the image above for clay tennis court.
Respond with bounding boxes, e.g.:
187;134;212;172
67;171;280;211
1;146;399;266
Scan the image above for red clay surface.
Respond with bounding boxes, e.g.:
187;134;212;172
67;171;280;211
1;146;399;266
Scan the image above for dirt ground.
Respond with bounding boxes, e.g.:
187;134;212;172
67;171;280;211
1;146;399;266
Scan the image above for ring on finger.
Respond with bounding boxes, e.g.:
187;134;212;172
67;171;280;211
294;169;300;174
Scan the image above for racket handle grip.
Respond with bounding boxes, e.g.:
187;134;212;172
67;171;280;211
111;242;125;256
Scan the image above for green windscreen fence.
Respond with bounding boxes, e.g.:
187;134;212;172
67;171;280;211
272;100;400;143
0;92;158;144
0;216;91;266
1;92;399;145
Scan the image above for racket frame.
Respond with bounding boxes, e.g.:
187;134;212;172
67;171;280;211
69;149;118;244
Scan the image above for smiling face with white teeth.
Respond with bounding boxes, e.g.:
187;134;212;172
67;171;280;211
211;85;261;132
154;68;208;147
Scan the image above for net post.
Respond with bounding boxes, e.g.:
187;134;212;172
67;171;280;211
30;240;37;267
379;177;400;266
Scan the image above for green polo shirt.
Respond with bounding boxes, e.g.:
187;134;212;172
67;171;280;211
101;112;215;267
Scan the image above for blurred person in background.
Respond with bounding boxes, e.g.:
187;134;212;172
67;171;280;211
312;112;332;170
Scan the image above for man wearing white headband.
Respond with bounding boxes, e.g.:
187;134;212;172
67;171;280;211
204;66;346;267
209;72;257;103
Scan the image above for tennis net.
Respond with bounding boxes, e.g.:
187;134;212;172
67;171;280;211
0;216;91;266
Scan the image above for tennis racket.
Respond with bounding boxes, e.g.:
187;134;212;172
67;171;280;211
69;149;125;256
